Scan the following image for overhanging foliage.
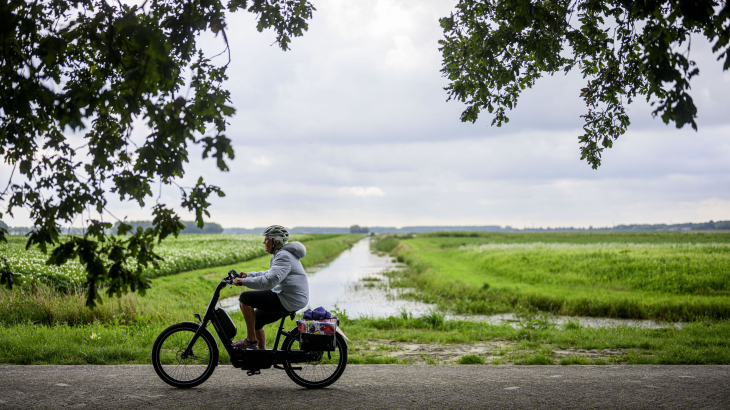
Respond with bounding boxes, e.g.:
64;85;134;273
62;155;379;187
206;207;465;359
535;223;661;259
440;0;730;168
0;0;314;306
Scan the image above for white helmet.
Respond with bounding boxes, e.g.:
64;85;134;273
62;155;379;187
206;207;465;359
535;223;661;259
262;225;289;244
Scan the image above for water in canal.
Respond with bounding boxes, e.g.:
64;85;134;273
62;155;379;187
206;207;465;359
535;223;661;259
220;238;437;317
220;238;679;328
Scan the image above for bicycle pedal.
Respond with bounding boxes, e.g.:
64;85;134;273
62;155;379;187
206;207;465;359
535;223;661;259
246;370;260;376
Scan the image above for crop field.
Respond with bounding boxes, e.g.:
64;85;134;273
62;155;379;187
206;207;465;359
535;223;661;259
378;231;730;321
0;234;316;289
0;234;360;326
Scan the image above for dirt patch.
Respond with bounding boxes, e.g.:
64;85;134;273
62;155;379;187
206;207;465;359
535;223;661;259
204;272;219;277
554;348;632;358
354;339;516;364
353;340;635;364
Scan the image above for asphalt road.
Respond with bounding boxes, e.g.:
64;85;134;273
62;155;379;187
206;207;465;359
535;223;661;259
0;365;728;409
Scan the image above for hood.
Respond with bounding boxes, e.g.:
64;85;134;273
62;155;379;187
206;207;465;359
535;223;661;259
281;241;306;259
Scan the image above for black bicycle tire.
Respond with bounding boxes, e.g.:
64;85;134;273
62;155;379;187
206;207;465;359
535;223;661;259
282;329;347;389
152;322;219;388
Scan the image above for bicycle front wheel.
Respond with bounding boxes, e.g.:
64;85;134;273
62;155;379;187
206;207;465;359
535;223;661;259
152;323;219;388
282;330;347;389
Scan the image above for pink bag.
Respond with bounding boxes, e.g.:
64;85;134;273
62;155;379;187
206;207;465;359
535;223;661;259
296;318;338;351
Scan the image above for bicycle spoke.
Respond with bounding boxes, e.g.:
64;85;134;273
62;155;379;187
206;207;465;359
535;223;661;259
288;338;342;384
158;329;212;383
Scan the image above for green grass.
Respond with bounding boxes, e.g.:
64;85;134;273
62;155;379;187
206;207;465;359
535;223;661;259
514;354;554;365
0;234;364;327
372;236;404;253
382;232;730;321
3;231;730;365
3;305;730;364
458;354;485;364
418;230;730;244
361;318;730;364
559;356;591;365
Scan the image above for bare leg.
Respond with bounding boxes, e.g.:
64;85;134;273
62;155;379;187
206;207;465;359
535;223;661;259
255;329;266;349
239;301;257;342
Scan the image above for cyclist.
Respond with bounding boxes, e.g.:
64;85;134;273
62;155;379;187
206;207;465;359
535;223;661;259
231;225;309;349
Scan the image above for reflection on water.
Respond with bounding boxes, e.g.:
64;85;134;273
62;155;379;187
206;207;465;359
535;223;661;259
304;238;439;318
220;238;680;328
219;238;437;317
447;313;683;329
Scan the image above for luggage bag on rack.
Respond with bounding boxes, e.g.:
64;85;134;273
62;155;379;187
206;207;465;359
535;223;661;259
296;318;338;351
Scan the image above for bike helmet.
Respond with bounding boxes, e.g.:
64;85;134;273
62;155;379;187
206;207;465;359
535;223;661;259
262;225;289;244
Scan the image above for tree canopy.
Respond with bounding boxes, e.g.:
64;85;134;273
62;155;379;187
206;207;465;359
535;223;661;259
0;0;314;306
439;0;730;168
349;225;370;234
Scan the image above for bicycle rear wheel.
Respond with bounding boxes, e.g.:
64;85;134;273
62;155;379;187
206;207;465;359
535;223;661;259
152;323;218;388
282;330;347;389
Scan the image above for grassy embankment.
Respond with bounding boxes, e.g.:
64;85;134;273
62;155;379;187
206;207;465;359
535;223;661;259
358;231;730;364
0;234;364;364
379;232;730;321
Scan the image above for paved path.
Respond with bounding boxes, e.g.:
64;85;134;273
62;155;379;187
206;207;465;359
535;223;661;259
1;365;728;409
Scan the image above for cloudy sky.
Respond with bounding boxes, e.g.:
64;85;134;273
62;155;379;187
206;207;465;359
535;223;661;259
3;0;730;229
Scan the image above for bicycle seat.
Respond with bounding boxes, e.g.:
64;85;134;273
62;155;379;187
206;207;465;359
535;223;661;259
285;311;296;320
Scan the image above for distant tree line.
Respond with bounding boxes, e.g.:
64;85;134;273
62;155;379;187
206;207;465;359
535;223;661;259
610;220;730;232
2;220;728;236
0;220;222;235
111;221;223;234
229;221;730;234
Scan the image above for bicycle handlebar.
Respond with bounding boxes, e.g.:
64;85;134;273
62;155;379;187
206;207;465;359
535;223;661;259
223;269;242;284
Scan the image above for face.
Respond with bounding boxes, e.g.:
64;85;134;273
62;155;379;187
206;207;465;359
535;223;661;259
263;237;273;253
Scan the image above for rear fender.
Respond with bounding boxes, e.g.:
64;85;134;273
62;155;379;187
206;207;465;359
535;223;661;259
337;333;349;350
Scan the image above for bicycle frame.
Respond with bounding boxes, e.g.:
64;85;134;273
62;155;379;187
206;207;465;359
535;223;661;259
182;276;317;370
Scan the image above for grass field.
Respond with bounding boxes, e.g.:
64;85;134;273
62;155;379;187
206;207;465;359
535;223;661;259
3;305;729;365
377;232;730;321
0;234;366;364
2;231;729;365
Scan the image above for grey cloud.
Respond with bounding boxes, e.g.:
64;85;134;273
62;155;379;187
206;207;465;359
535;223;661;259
3;0;729;229
203;2;730;147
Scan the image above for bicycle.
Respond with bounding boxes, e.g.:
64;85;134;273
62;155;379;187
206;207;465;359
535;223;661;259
151;270;348;389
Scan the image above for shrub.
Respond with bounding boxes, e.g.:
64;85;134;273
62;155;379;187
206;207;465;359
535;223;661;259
515;354;554;365
458;354;485;364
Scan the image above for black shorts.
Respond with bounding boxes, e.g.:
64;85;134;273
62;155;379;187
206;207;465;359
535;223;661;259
239;290;288;330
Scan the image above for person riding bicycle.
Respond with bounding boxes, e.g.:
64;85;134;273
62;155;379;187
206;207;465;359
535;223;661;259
231;225;309;350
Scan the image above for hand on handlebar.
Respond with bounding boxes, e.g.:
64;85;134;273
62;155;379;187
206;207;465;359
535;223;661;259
232;273;247;286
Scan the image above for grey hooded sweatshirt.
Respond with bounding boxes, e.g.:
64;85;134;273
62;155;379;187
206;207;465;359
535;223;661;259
241;241;309;312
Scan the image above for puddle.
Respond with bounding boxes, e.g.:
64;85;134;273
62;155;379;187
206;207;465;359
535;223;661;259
448;313;683;329
352;340;635;364
220;238;682;329
553;348;629;357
